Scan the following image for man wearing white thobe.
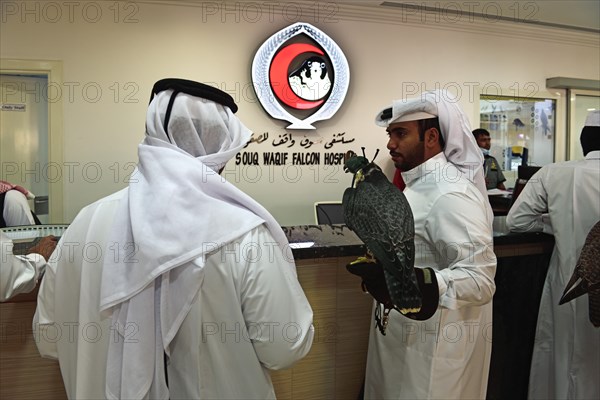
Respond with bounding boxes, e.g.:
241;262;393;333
33;79;314;399
507;110;600;400
365;90;496;399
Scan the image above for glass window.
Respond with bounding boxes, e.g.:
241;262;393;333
479;95;556;172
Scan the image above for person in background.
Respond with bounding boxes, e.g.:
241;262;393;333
506;110;600;400
1;232;57;301
0;180;39;227
472;128;507;190
365;90;496;399
33;79;314;399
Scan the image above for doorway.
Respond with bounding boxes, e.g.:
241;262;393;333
0;59;64;223
568;89;600;160
1;74;49;223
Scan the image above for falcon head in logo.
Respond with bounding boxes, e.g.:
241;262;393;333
289;56;332;101
252;22;350;129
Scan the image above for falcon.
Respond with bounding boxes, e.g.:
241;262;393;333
342;149;422;331
559;220;600;327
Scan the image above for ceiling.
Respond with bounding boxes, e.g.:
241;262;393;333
377;0;600;33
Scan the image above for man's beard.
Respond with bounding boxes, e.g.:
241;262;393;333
395;143;425;171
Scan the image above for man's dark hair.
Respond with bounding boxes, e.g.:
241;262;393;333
472;128;491;140
418;118;445;148
580;126;600;156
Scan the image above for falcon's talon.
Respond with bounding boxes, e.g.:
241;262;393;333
350;256;377;265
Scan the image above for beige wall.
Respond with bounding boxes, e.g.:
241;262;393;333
1;1;598;225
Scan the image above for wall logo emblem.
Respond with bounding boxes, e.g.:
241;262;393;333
252;22;350;129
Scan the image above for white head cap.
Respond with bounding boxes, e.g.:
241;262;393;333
585;109;600;127
375;102;436;127
375;89;487;198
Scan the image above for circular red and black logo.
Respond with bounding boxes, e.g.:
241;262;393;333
252;22;349;130
269;42;332;110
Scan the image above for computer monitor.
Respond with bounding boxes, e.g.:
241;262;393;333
505;146;529;170
314;201;345;225
520;147;529;166
517;165;541;180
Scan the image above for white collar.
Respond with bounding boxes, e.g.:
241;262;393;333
401;152;448;188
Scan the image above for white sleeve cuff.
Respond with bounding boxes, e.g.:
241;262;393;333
434;270;448;298
541;214;553;234
23;253;47;279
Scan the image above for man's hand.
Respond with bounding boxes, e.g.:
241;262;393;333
28;235;58;261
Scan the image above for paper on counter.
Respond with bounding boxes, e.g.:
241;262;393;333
487;189;512;196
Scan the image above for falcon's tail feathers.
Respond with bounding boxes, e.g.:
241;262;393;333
559;272;588;305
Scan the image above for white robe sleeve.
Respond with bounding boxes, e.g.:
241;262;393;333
1;232;45;301
238;225;314;370
32;241;60;359
506;168;552;234
3;190;35;226
425;189;497;310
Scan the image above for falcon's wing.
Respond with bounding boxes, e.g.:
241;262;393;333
560;220;600;327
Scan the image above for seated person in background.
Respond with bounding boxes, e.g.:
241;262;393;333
472;128;506;190
1;232;57;301
0;180;38;227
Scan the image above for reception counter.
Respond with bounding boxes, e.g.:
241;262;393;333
279;219;554;400
1;220;554;399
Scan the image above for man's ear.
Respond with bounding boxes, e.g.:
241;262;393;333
425;127;441;148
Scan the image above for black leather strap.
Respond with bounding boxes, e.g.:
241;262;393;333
149;78;238;113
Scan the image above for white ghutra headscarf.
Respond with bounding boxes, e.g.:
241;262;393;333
99;82;293;399
375;89;487;198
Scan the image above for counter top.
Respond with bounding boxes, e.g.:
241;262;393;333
3;220;554;261
284;216;554;260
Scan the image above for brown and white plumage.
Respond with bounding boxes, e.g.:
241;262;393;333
559;220;600;327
